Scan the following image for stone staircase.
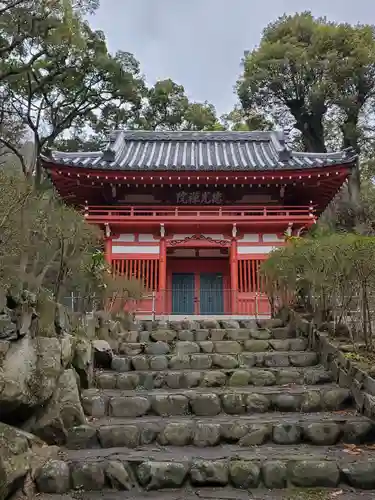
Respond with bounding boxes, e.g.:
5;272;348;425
36;318;375;498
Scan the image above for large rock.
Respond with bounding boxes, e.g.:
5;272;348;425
72;337;93;389
0;422;58;500
93;339;113;369
25;369;86;445
0;335;62;423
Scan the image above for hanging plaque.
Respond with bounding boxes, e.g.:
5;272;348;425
176;191;224;205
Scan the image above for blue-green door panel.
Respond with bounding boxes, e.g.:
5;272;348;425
172;273;195;314
200;273;224;315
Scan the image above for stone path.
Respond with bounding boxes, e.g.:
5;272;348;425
35;319;375;495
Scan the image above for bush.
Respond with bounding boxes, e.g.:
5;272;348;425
262;233;375;349
0;167;143;317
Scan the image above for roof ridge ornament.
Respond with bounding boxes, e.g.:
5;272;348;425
102;130;125;162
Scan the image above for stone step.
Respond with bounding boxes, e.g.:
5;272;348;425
122;326;295;345
36;444;375;493
35;489;375;500
111;351;318;372
81;386;352;418
117;338;306;356
95;366;333;390
65;412;375;450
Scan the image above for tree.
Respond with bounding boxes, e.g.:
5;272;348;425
221;105;274;131
1;16;144;185
0;0;99;83
238;12;375;157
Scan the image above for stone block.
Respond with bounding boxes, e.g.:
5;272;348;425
137;461;189;490
289;352;318;367
169;355;190;369
36;460;71;493
81;392;107;417
246;393;270;413
239;424;270;446
273;423;301;444
229;461;260;488
193;423;221;446
226;329;250;341
96;372;117;389
322;388;351;410
116;373;140;390
221;393;246;414
303;422;340;445
288;460;340;487
70;462;105;490
98;425;140;448
272;393;300;411
105;461;132;490
244;340;269;352
175;341;200;354
66;425;98;450
158;422;193;446
250;329;271;340
248;369;276;386
220;421;249;441
132;355;149;371
214;341;242;354
201;370;227;387
109;396;150;417
190;393;221;416
149;355;168;371
151;329;176;342
191;354;212;369
264;353;289;367
195;329;209;341
145;341;170;355
341;462;375;489
151;394;189;416
213;354;238;369
199;341;214;353
301;391;322;412
228;370;250;386
238;353;256;368
269;339;290;351
178;330;195;341
191;460;228;485
111;356;131;372
343;419;374;444
262;461;287;489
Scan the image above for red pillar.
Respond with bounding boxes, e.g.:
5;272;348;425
159;237;167;314
230;237;238;314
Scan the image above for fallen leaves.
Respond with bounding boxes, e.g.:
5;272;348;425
330;491;343;498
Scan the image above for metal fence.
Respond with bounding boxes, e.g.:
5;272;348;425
63;289;271;318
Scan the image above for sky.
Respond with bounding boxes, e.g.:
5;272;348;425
90;0;374;116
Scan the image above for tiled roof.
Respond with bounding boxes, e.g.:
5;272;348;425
44;130;357;171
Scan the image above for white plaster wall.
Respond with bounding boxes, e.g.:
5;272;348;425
238;246;277;255
171;234;195;240
114;234;135;242
112;246;159;255
138;234;158;242
263;234;284;243
241;234;260;243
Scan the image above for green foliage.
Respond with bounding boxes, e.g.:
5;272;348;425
0;167;143;313
262;233;375;349
221;105;274;131
238;12;375;156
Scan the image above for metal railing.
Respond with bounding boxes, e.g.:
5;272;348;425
63;290;270;317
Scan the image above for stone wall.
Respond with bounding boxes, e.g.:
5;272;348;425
289;310;375;419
